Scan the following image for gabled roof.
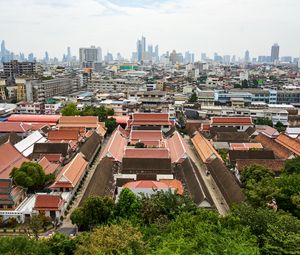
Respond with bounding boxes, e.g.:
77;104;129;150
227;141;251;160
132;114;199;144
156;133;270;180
32;143;69;160
206;158;245;206
38;157;59;175
128;113;173;127
235;159;285;173
14;131;46;157
58;116;98;128
209;127;238;136
230;143;263;151
100;128;127;162
254;133;293;159
275;133;300;156
167;131;188;163
48;130;79;141
0;133;22;146
34;194;63;210
0;122;32;133
0;143;28;179
80;132;101;162
211;117;253;125
7;114;60;123
213;131;250;143
228;150;275;164
51;153;88;189
191;132;222;163
130;130;163;142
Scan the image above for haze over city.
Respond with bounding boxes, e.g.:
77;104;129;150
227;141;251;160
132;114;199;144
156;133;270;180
0;0;299;59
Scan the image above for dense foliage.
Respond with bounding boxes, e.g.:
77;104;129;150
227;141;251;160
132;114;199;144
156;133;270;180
61;103;114;122
3;158;300;254
10;162;54;191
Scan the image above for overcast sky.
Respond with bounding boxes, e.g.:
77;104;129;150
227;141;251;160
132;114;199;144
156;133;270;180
0;0;299;59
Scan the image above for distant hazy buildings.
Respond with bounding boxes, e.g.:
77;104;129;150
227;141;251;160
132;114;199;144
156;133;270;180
271;43;280;62
79;46;102;68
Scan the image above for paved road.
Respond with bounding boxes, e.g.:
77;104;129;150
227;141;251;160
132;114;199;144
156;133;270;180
184;135;229;215
61;137;108;228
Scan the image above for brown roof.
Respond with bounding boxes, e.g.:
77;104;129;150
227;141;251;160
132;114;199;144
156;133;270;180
32;143;69;160
235;159;285;173
128;113;173;127
122;158;172;174
0;122;32;133
34;194;63;211
206;158;245;206
275;133;300;156
58;116;98;128
211;117;253;125
0;143;28;179
48;130;79;141
230;143;263;151
0;133;22;146
213;131;250;143
191;131;222;163
80;132;101;162
209;127;238;136
228;150;275;165
124;148;169;159
254;133;293;159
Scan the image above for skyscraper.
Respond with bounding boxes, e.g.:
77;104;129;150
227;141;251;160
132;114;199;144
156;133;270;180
244;50;250;63
141;36;146;54
154;45;159;62
1;40;5;56
271;43;280;62
67;47;71;62
136;39;143;62
44;51;49;63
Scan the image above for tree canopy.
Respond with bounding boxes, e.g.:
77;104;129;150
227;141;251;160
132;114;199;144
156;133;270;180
10;162;54;191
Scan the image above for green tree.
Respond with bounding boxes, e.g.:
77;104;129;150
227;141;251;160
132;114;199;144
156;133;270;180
0;236;49;255
10;162;51;191
152;210;259;255
135;142;145;148
61;103;80;116
71;196;115;231
283;157;300;175
115;188;141;220
188;92;198;103
105;118;117;134
75;221;145;255
275;121;286;132
240;164;274;185
47;233;77;255
30;214;44;240
254;117;273;127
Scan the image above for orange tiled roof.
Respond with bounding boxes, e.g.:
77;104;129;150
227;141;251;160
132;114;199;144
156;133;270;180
275;134;300;156
130;130;163;142
230;143;263;151
0;143;28;179
38;157;59;175
58;116;98;128
7;114;60;123
191;132;222;163
51;153;88;189
48;130;79;141
167;131;188;163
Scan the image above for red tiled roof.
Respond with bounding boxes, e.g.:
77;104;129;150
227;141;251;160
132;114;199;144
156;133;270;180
100;128;127;162
124;148;169;159
230;143;263;151
0;122;32;133
128;113;172;127
211;117;253;125
130;130;163;142
40;154;62;162
7;114;60;123
167;131;188;163
109;116;130;124
123;180;183;195
0;143;28;179
48;130;79;141
34;194;63;210
275;134;300;156
38;157;59;175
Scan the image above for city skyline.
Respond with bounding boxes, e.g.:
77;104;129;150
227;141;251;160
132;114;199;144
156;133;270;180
0;0;299;59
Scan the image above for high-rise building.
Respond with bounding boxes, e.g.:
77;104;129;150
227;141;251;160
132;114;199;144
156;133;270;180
67;47;71;62
1;40;5;56
271;43;280;62
79;46;102;67
201;53;207;61
148;45;153;56
244;50;250;63
170;50;177;65
141;36;146;54
136;39;143;62
154;45;159;62
3;60;36;78
44;51;49;63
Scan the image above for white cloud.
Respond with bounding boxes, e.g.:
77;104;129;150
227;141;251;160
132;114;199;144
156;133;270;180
0;0;299;59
